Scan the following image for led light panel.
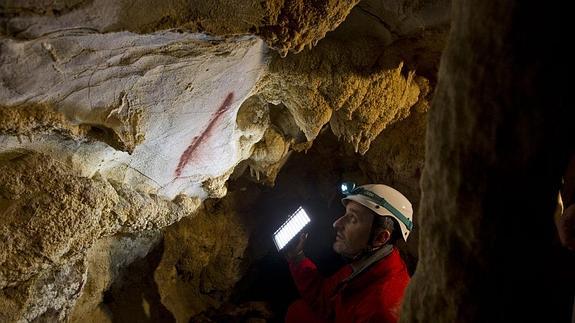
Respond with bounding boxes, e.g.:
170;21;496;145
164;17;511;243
273;206;311;251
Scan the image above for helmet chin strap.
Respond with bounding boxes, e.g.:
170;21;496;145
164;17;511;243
332;243;394;295
345;244;394;284
342;251;368;263
344;216;387;263
343;242;385;263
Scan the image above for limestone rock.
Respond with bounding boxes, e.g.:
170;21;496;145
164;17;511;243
69;231;162;323
235;95;271;147
329;63;420;154
154;197;250;322
257;34;427;156
257;0;362;56
360;76;430;203
1;0;360;56
0;32;268;198
0;152;199;321
0;256;86;322
246;127;292;185
401;1;571;322
0;152;116;289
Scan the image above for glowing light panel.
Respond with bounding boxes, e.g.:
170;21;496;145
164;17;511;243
273;206;311;251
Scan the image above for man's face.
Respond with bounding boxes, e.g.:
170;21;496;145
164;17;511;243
332;201;374;258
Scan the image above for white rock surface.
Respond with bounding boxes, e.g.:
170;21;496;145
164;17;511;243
3;0;183;39
0;31;268;199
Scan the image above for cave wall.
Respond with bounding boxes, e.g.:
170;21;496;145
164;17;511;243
402;1;573;322
154;197;251;322
1;0;361;56
0;32;268;198
0;152;199;322
68;230;163;322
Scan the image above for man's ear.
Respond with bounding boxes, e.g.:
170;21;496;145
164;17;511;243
372;229;391;247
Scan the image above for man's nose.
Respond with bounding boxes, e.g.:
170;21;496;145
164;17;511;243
333;216;343;229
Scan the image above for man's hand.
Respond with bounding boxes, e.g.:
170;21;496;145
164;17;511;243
284;232;309;263
558;204;575;250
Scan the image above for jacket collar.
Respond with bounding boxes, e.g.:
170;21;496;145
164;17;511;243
332;245;402;296
345;244;394;284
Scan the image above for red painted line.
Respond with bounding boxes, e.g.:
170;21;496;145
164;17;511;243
174;92;234;178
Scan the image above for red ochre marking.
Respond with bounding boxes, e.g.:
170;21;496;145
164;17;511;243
174;92;234;178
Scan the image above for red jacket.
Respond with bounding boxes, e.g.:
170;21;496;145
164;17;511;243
288;248;410;323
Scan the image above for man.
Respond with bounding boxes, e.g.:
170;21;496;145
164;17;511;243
285;183;413;323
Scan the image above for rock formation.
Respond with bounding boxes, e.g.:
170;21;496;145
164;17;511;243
401;1;572;322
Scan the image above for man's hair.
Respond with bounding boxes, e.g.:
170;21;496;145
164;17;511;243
371;215;401;245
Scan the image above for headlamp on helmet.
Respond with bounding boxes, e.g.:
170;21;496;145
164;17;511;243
341;181;357;195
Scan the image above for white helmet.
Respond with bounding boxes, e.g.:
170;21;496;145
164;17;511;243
341;183;413;241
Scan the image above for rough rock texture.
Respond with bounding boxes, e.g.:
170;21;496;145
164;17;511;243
401;1;571;322
255;0;450;155
69;231;162;323
0;256;86;322
360;78;429;204
234;96;296;185
154;195;256;322
0;152;199;321
1;0;360;56
258;47;421;154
